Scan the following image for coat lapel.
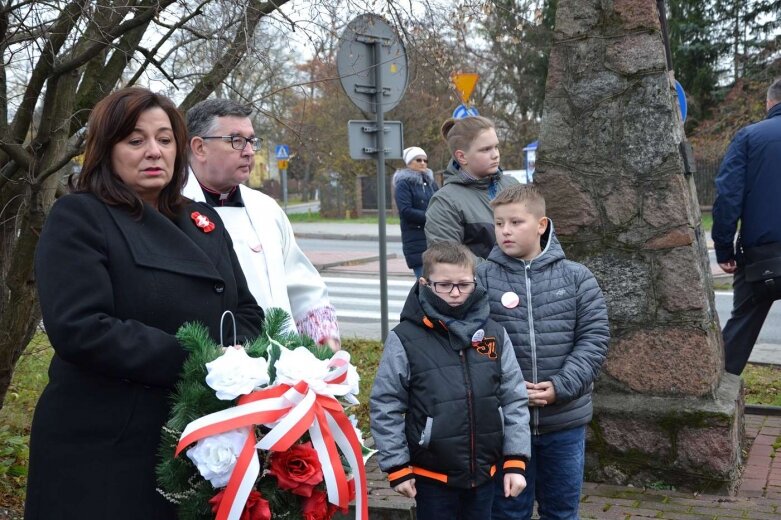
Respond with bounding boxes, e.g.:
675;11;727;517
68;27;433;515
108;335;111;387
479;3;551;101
106;203;222;281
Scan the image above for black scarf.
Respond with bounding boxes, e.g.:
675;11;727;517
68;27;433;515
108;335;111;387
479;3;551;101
418;283;490;349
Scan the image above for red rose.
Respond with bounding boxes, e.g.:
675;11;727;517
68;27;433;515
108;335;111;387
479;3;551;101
268;442;324;497
209;489;271;520
301;488;330;520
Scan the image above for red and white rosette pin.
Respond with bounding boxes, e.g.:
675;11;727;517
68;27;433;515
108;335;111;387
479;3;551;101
191;211;216;233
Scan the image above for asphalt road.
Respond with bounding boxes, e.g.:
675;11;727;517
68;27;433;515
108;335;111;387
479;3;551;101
298;238;781;346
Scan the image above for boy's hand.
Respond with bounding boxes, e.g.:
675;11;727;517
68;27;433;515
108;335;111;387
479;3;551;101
504;473;526;497
526;381;557;406
394;478;416;498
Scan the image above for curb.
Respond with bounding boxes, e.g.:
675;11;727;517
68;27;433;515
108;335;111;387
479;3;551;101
295;232;402;243
313;253;398;270
745;404;781;416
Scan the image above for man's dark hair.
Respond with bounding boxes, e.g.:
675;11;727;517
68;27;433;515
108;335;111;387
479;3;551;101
186;98;253;138
767;78;781;104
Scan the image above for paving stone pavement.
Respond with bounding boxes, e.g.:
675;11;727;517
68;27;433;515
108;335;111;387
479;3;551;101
352;413;781;519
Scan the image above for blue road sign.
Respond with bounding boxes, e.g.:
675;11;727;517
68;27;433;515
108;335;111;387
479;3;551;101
452;105;479;119
675;80;687;123
275;144;290;159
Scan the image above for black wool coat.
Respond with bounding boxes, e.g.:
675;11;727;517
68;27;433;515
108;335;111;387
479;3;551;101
25;193;264;520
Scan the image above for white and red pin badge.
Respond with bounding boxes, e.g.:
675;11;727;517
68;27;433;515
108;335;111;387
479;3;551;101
190;211;216;233
501;291;520;309
471;329;485;346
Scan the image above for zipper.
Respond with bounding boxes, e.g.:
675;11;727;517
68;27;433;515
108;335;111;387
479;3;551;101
460;349;476;487
524;262;540;436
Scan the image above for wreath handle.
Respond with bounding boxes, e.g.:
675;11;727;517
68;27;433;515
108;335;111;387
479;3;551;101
220;310;237;347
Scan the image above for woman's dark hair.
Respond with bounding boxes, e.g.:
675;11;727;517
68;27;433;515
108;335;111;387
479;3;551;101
71;87;187;218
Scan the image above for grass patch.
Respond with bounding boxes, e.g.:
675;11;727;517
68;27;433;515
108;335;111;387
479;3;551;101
700;212;712;232
287;212;400;225
743;363;781;406
0;333;51;511
342;338;383;435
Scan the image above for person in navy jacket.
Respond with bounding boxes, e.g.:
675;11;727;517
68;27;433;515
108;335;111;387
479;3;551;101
712;78;781;375
393;146;439;278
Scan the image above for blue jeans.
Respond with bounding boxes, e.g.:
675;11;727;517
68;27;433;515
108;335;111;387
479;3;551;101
492;425;586;520
415;478;494;520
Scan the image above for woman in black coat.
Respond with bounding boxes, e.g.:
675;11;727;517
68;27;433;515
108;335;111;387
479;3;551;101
393;146;439;277
24;88;264;519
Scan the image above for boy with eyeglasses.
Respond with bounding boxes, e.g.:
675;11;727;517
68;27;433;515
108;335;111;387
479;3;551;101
370;241;531;520
477;184;610;520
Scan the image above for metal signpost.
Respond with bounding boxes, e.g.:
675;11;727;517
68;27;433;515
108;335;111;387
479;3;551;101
275;144;290;212
337;14;407;340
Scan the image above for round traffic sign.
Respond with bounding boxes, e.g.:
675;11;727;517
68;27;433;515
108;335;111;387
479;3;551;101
452;104;479;119
675;80;687;123
336;14;408;114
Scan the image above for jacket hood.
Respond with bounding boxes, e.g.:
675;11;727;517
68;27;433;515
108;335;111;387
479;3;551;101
486;218;566;273
393;167;434;186
442;159;505;189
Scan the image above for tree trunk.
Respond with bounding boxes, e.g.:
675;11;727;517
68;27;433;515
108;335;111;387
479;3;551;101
0;178;57;410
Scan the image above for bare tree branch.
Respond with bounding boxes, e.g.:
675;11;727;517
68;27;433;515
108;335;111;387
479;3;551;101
9;0;87;144
36;131;84;182
180;0;292;111
50;0;178;77
126;0;211;86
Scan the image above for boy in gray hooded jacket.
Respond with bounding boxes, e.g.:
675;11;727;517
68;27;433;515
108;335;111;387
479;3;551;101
370;242;531;520
477;184;610;520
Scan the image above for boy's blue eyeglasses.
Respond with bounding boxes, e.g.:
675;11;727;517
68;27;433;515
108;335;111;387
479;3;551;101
426;280;477;294
201;135;263;151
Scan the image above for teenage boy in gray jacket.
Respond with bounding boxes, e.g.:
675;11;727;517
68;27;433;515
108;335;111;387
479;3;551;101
477;184;610;520
370;242;531;520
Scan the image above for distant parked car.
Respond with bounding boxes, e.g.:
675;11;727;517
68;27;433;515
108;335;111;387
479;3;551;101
503;169;531;184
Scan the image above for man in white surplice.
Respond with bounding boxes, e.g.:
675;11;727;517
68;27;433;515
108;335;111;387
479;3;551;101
184;99;340;350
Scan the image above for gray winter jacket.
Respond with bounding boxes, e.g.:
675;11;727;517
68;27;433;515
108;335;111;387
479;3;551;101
476;222;610;435
425;159;519;261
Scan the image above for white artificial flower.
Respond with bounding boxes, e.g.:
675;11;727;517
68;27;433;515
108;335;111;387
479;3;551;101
272;347;359;403
273;346;330;392
186;428;250;488
205;347;269;400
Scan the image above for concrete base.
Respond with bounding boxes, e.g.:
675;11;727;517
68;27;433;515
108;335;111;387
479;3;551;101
586;373;745;494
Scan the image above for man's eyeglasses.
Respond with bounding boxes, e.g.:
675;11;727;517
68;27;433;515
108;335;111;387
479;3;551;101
415;158;428;163
202;135;263;151
426;280;477;294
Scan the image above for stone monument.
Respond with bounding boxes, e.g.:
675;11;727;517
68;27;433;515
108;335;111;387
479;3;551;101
535;0;743;492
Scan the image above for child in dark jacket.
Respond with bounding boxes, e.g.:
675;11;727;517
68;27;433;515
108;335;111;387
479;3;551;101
477;184;610;520
370;242;531;520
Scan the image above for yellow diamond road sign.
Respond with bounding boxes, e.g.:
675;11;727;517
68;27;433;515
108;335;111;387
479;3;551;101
451;72;479;104
277;159;289;170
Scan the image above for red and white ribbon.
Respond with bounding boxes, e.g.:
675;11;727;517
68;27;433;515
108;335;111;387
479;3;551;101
175;350;367;520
